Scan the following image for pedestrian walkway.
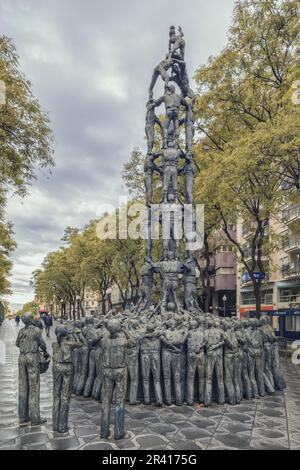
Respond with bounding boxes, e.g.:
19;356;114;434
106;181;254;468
0;319;300;450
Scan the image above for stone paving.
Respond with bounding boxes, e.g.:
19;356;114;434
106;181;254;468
0;319;300;451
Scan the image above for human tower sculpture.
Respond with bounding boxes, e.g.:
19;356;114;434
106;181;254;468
139;25;198;315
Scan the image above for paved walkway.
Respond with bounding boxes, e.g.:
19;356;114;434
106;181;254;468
0;319;300;450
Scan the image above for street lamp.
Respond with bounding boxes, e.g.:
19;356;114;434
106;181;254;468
222;294;227;318
60;299;64;323
76;294;81;320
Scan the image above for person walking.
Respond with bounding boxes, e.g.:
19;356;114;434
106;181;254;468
44;314;53;338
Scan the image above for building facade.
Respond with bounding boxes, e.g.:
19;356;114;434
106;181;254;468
83;284;125;316
196;226;237;316
237;204;300;339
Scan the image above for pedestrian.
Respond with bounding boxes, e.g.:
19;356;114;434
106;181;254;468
15;315;21;327
44;314;53;337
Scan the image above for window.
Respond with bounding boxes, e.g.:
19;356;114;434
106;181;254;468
241;290;273;305
279;287;300;303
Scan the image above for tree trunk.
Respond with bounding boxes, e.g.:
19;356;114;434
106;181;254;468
101;297;106;315
80;302;85;317
252;280;262;318
205;287;212;313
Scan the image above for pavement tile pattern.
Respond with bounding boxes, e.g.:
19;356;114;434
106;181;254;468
0;319;299;450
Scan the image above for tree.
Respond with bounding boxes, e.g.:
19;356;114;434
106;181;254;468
110;238;144;307
121;148;145;199
0;36;54;197
193;0;299;315
193;206;221;312
0;36;54;294
0;212;16;295
16;300;40;317
33;228;91;320
96;206;145;308
80;221;114;315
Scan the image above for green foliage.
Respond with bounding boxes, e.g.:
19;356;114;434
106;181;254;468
33;208;145;313
16;300;40;317
0;215;16;295
0;36;54;295
0;36;54;197
122;148;145;199
193;0;299;313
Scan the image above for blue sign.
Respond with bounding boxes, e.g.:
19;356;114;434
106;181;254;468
253;272;266;280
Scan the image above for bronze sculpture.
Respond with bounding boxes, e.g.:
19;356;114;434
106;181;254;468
16;312;49;426
52;325;82;433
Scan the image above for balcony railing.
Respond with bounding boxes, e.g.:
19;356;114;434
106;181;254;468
279;294;300;303
281;262;300;278
282;235;300;252
281;206;300;223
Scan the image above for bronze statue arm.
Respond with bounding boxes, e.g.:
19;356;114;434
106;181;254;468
153;163;163;175
154;96;164;107
209;340;225;351
150;151;162;159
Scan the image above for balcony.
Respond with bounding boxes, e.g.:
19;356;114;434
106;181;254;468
215;251;235;269
242;248;269;263
281;262;300;278
279;293;300;304
242;219;269;239
215;273;235;291
281;206;300;224
242;226;251;238
282;234;300;253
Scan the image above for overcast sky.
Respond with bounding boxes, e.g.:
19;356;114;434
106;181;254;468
0;0;235;307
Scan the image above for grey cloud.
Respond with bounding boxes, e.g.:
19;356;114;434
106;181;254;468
0;0;235;305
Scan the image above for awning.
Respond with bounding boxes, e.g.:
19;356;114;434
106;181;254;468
240;284;273;293
240;286;253;292
248;310;277;315
277;281;300;289
248;309;300;316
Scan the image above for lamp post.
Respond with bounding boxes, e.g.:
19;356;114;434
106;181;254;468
60;299;64;323
76;294;81;320
222;294;227;318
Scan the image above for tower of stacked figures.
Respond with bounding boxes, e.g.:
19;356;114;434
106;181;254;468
137;26;200;315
